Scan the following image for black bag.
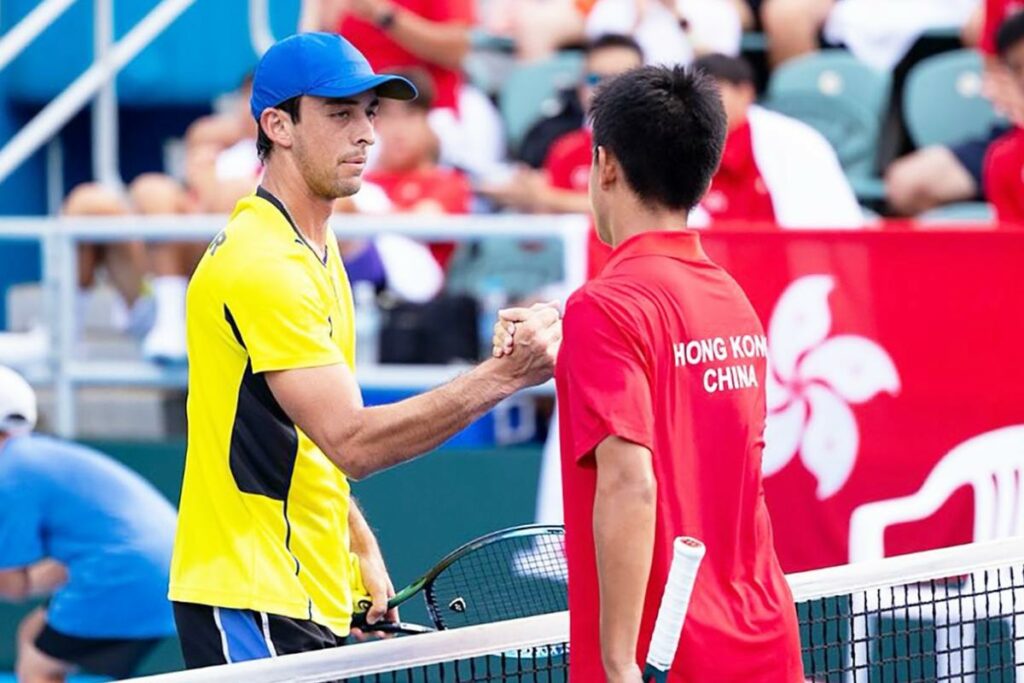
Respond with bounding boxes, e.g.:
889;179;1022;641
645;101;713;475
379;295;480;364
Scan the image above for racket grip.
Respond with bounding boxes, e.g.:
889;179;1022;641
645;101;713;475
645;537;705;672
642;662;668;683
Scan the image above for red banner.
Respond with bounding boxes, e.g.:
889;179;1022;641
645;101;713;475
700;229;1024;572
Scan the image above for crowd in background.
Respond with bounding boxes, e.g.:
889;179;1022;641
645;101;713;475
45;0;1024;364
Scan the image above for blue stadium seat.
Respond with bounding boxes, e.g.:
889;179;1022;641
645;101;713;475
904;50;1003;148
764;50;891;200
499;51;584;152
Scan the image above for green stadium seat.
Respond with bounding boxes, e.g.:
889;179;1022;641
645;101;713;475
764;50;891;200
767;50;891;121
903;50;1003;148
499;52;585;152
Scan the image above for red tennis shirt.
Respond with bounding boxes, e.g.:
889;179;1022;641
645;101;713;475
555;230;803;682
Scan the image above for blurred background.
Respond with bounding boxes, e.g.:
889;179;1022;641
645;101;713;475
1;0;1023;677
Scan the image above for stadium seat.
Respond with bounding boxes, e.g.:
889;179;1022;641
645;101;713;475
499;51;585;152
918;201;995;223
767;50;891;123
444;238;565;301
903;49;1003;148
764;50;891;200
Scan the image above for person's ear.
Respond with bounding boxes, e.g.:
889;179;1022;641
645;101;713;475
596;145;618;190
260;107;296;151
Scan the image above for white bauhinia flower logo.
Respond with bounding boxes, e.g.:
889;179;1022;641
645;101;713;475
763;275;901;499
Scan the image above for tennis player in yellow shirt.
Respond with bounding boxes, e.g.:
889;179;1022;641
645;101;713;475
169;32;561;668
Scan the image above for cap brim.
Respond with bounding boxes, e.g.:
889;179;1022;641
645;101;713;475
309;74;418;102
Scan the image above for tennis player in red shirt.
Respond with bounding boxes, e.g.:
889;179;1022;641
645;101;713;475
496;66;803;682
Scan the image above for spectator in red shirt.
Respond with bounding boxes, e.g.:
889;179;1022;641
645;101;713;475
305;0;473;111
496;66;803;683
481;34;643;214
696;53;861;229
886;0;1023;217
306;0;510;180
984;11;1024;225
695;55;776;225
363;68;471;268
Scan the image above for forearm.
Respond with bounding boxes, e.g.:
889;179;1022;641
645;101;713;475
539;188;591;214
27;559;67;597
385;9;471;71
348;498;381;557
0;569;29;601
594;472;657;676
332;360;518;478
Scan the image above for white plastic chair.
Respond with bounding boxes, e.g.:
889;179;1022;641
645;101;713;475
843;426;1024;681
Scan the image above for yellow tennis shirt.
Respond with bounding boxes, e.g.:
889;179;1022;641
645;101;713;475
169;188;358;634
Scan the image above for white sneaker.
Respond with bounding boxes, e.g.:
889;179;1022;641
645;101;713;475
142;321;187;365
0;326;50;366
142;276;188;364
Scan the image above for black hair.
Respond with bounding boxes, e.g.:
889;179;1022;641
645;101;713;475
585;34;644;62
589;65;727;211
692;53;755;87
997;10;1024;57
256;96;302;163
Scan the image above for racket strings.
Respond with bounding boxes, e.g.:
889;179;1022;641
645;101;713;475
425;532;568;629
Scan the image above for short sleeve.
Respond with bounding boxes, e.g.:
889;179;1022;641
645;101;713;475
427;0;476;23
984;132;1024;225
226;257;345;374
559;291;655;461
980;0;1003;56
0;478;44;570
435;172;472;214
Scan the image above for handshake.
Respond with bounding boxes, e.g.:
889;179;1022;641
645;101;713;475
488;302;563;389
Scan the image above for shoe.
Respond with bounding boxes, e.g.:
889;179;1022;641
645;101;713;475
142;324;187;365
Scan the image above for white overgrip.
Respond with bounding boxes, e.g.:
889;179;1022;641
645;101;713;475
645;537;706;672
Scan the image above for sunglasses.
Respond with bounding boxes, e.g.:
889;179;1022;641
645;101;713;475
584;72;608;88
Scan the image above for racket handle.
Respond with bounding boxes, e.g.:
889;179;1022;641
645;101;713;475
642;663;668;683
645;537;705;673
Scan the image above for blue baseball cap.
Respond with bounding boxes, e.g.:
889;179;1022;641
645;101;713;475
250;32;418;121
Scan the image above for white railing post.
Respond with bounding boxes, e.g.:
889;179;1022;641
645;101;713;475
0;0;77;72
0;0;197;184
249;0;275;56
92;0;122;189
54;225;78;437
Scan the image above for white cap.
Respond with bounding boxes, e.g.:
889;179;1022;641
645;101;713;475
0;365;37;436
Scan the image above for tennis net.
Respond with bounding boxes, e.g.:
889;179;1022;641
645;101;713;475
128;537;1024;682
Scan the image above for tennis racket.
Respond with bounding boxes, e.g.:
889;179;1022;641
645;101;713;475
642;537;706;683
351;524;568;633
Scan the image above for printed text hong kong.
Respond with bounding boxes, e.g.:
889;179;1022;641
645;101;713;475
673;335;768;394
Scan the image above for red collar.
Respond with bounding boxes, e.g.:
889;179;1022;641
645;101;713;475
603;230;708;272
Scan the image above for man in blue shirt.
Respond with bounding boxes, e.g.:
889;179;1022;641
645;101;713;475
0;365;177;681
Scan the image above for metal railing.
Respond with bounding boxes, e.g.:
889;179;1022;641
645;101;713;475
0;213;591;436
0;0;199;186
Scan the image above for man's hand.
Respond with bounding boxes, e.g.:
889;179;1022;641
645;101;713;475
491;302;561;359
489;303;562;388
349;549;400;641
359;550;398;625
